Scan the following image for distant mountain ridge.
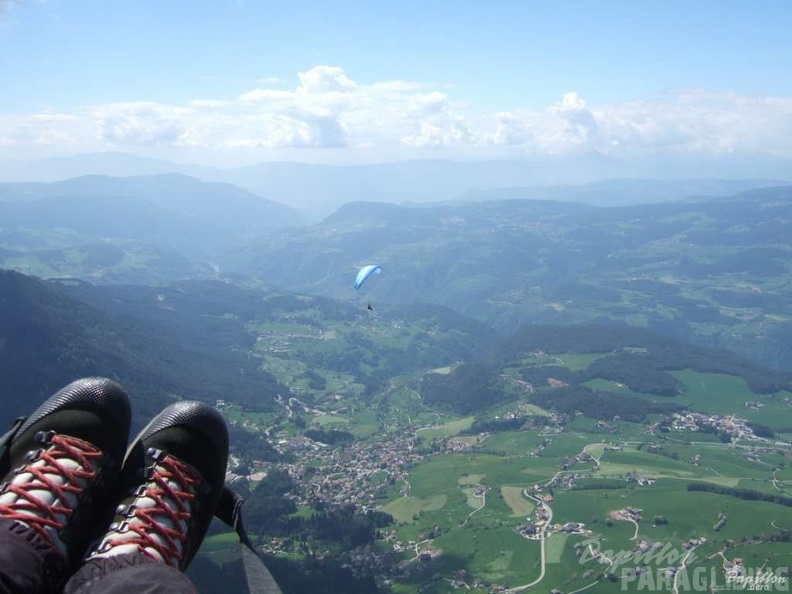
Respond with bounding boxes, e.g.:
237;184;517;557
1;151;789;218
0;174;304;283
224;185;792;370
0;173;302;228
455;178;790;207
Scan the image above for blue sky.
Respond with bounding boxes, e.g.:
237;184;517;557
1;0;791;165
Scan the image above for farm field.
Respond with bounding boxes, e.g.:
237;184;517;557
379;421;792;593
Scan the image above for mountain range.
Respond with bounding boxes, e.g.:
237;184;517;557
224;185;792;370
1;170;790;373
1;152;789;218
0;174;303;282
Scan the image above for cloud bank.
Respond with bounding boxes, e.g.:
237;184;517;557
1;65;791;161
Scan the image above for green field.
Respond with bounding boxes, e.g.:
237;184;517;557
431;526;542;587
375;417;792;593
545;533;569;564
200;531;239;553
554;353;606;371
381;495;448;523
417;416;475;438
458;474;486;486
480;430;545;455
311;414;349;426
501;486;535;517
673;371;792;429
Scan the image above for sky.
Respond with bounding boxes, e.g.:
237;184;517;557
1;0;791;166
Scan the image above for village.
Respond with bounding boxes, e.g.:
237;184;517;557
218;395;790;594
661;411;762;441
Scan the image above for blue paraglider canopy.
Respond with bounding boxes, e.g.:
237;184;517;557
354;264;381;289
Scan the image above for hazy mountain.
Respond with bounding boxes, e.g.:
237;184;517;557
0;152;211;182
0;173;302;229
192;156;792;217
2;242;208;285
223;186;792;370
456;178;789;207
2;152;789;220
0;174;304;283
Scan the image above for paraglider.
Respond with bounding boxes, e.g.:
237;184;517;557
354;264;381;290
355;265;382;313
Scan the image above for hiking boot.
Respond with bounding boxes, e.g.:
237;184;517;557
88;401;229;571
0;378;132;575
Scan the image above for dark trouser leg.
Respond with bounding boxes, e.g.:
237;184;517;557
0;519;65;594
64;552;197;594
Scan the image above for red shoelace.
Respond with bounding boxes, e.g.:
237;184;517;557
0;433;103;551
106;453;200;567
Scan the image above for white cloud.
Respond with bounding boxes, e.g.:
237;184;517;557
29;113;79;123
1;66;791;159
559;91;586;110
268;114;347;149
401;120;471;149
483;90;792;157
93;102;192;147
0;0;19;28
297;65;357;94
491;112;533;146
238;89;293;103
189;99;230;109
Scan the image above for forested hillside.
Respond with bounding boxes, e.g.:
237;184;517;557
224;186;792;371
0;270;285;428
420;323;792;417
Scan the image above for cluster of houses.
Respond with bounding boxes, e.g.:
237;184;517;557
516;493;553;539
233;422;425;511
445;438;474;452
724;557;746;578
528;436;553;458
617;506;643;522
255;328;324;354
302;432;425;508
670;412;759;440
558;450;598;471
681;537;706;550
553;472;581;490
625;475;656;486
594;419;620;432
